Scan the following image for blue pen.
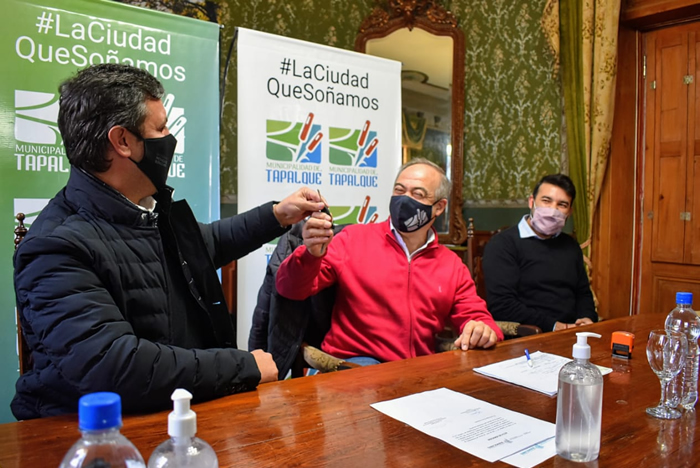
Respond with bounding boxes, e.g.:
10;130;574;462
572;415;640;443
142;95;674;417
524;349;533;367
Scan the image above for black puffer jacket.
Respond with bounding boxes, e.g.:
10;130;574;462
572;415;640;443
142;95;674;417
248;222;345;377
12;168;288;420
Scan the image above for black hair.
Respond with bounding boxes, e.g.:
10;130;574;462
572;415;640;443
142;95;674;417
532;174;576;203
57;63;164;172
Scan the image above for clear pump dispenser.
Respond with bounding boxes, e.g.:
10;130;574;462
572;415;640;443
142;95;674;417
147;389;219;468
555;332;604;462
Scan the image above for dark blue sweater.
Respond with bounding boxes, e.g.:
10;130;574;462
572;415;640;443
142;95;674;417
482;224;597;332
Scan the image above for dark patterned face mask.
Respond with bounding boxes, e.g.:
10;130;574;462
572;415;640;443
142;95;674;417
390;195;436;232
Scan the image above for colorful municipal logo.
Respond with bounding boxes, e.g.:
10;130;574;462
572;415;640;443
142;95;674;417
266;113;322;163
329;120;377;168
329;196;379;225
15;90;60;145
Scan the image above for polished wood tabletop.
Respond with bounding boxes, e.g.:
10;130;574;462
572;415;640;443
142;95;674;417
0;313;697;467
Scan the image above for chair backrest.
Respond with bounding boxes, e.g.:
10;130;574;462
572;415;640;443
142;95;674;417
465;217;502;300
14;213;28;249
14;213;32;375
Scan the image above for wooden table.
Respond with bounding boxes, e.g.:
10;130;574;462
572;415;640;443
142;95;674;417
1;314;697;467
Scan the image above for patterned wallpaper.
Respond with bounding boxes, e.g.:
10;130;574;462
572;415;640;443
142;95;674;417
118;0;561;206
450;0;561;206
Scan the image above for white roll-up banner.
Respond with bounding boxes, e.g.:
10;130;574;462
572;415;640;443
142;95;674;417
237;28;402;350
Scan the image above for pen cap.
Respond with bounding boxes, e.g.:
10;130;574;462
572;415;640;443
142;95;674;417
573;332;602;359
168;388;196;438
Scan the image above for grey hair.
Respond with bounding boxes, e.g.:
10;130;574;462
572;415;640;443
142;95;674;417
394;158;451;201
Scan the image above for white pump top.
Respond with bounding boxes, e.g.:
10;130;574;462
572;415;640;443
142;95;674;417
572;332;602;359
168;388;196;438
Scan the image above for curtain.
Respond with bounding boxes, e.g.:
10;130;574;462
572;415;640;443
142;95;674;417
542;0;621;266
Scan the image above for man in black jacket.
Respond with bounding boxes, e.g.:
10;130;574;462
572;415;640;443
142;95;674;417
12;64;324;420
482;174;597;332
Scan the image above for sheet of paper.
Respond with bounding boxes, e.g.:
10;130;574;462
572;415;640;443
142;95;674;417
370;387;555;463
501;436;556;468
473;351;612;396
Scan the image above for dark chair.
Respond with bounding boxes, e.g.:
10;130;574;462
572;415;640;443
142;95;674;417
450;218;542;341
14;213;32;374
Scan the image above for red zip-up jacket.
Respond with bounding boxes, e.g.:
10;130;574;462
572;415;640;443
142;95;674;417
276;219;503;362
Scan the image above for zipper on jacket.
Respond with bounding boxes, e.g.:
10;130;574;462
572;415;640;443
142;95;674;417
407;261;415;357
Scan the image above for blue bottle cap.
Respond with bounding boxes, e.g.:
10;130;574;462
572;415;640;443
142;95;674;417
676;292;693;305
78;392;122;431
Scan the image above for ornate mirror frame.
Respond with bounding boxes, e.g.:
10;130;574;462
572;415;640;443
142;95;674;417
355;0;467;245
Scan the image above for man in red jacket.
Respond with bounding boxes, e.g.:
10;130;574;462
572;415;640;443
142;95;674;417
276;159;503;366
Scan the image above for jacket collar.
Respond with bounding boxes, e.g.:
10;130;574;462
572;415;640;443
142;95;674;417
64;167;168;227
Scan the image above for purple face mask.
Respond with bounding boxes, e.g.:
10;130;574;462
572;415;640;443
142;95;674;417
530;205;567;236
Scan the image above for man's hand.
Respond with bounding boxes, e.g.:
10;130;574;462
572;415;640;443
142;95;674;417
303;211;334;257
251;349;278;383
554;318;593;331
454;320;499;350
273;187;325;227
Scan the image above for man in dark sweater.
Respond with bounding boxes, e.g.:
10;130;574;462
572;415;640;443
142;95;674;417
482;174;597;332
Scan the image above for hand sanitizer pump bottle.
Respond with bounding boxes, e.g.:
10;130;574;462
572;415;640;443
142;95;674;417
555;332;604;462
147;389;219;468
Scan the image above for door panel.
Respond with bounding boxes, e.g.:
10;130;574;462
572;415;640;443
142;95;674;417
687;33;700;265
652;31;687;263
652;275;700;315
653;156;685;262
640;22;700;315
688;155;700;264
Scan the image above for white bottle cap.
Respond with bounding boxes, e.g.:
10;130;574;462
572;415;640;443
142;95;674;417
573;332;602;359
168;388;196;438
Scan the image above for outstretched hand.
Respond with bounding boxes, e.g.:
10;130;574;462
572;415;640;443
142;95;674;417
273;187;326;227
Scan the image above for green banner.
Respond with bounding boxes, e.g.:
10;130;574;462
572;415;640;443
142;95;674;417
0;0;219;422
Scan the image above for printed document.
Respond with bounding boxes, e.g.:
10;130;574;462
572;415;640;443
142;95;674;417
473;351;612;396
371;387;554;464
501;436;556;468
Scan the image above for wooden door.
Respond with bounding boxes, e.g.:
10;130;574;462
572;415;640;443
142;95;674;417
640;23;700;315
689;33;700;265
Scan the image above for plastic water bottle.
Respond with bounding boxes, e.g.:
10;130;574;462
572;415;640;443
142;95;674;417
59;392;146;468
147;389;218;468
555;332;604;462
665;292;700;410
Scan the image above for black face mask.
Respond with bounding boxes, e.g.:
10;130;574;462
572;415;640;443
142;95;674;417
129;133;177;191
390;195;436;233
